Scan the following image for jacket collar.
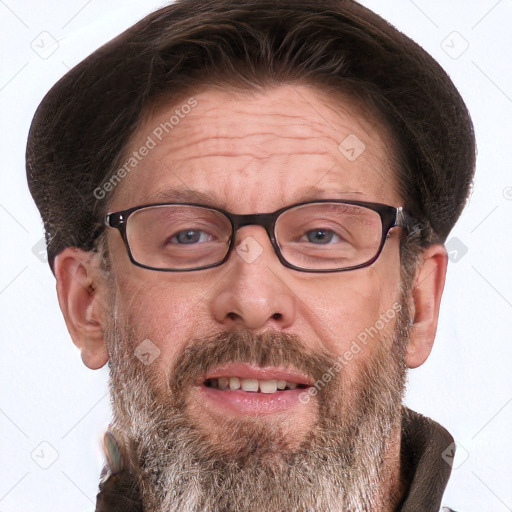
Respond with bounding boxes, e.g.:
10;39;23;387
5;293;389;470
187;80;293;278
397;407;454;512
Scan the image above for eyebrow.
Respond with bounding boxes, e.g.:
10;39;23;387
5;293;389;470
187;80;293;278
143;185;364;210
292;186;364;202
144;187;226;208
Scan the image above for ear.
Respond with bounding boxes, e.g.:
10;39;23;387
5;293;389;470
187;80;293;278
54;248;110;369
405;244;448;369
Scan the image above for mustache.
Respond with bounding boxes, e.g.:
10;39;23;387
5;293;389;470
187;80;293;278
168;327;338;404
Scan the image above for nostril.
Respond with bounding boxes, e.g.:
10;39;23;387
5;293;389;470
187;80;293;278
272;313;282;320
227;312;239;321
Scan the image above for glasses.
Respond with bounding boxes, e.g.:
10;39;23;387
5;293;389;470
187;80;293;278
104;200;419;273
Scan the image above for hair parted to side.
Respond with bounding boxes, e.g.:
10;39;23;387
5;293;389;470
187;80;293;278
26;0;476;273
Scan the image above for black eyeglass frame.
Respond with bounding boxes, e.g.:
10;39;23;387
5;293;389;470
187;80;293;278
104;200;419;273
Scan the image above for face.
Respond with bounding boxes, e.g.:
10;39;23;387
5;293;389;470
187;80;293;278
102;84;411;511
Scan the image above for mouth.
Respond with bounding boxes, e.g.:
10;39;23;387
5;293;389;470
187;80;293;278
204;377;308;393
195;363;314;416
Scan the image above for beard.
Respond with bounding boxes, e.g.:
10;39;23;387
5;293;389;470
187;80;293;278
105;298;410;512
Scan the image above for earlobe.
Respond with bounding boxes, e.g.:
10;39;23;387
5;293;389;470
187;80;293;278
54;248;109;369
405;244;448;369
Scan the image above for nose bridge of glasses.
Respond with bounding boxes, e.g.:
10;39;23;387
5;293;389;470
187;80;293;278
231;212;277;244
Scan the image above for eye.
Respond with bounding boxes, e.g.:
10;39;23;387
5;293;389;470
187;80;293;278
301;229;342;244
169;229;213;244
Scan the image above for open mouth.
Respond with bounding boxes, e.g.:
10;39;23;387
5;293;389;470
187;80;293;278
195;363;314;415
204;377;309;394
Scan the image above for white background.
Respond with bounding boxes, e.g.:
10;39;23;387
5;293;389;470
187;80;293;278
1;1;511;511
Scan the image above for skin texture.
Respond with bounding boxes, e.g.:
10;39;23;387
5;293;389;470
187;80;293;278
54;84;448;511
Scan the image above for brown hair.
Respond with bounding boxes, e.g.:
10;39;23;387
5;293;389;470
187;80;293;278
26;0;476;271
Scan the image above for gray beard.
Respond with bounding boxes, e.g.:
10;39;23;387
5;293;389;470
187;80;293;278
105;302;409;512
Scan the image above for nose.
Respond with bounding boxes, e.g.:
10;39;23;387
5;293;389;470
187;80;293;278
210;227;297;331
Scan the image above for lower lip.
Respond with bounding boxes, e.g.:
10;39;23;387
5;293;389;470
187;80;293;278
197;385;312;415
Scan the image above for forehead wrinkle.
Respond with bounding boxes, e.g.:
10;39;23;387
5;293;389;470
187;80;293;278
167;117;343;144
165;111;386;162
138;126;346;167
152;93;358;140
164;150;337;163
185;86;323;117
286;86;381;137
283;87;400;171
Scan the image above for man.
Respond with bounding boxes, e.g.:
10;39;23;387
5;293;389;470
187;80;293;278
26;0;475;510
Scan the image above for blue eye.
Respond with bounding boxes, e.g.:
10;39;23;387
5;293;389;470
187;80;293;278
303;229;341;244
170;230;211;244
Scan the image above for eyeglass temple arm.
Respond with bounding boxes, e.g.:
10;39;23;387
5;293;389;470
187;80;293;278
395;207;422;235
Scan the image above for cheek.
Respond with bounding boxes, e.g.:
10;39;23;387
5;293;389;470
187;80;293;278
299;247;402;362
110;274;208;369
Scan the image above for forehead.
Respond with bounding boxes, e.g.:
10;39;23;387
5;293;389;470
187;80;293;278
109;84;403;212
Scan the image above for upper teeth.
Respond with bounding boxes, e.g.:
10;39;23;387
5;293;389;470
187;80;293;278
206;377;301;393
